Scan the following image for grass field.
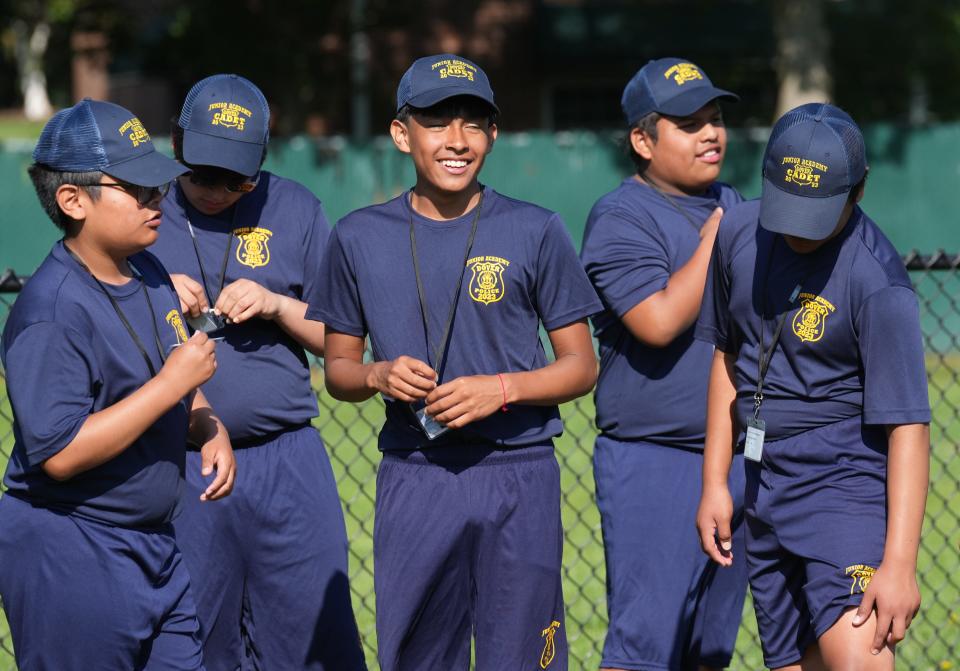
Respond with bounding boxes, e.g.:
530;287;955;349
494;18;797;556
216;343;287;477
0;363;958;670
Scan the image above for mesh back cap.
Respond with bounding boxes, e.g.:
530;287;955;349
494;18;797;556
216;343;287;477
178;74;270;176
760;103;867;240
33;98;186;187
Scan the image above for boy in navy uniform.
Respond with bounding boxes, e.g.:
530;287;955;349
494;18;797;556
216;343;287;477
0;99;235;670
696;103;930;669
149;75;365;670
307;54;602;671
580;57;748;671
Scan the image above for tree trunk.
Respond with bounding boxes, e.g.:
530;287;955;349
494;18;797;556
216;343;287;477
13;19;54;121
772;0;832;120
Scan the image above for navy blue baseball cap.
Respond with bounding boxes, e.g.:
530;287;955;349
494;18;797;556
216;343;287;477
178;74;270;176
33;98;186;187
621;57;738;126
396;54;498;114
760;103;867;240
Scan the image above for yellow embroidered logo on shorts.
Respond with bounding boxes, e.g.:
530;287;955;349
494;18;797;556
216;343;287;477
845;564;876;595
792;293;836;343
467;255;509;305
782;156;829;188
663;63;703;85
432;58;475;81
118;118;150;147
539;621;561;669
165;309;188;344
234;226;272;269
208;102;252;131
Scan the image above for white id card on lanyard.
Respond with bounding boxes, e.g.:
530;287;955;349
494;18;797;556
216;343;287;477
744;418;766;462
749;279;801;464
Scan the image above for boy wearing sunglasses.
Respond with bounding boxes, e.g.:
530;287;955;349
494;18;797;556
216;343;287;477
0;99;235;670
149;75;365;670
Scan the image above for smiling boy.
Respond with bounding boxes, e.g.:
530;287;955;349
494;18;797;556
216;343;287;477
307;53;602;671
580;58;748;671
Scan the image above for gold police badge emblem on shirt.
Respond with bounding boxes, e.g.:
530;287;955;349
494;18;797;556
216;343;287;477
792;293;836;343
467;255;509;305
234;226;273;269
165;309;188;344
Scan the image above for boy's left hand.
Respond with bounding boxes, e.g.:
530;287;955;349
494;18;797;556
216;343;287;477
852;559;921;654
199;432;236;501
424;375;504;429
215;279;283;324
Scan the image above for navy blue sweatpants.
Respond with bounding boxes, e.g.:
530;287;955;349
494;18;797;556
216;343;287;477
594;436;748;670
173;425;365;671
0;494;205;671
374;443;567;671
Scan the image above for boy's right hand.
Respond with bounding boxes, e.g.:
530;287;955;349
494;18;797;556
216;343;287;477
696;482;735;566
699;207;723;241
170;273;209;318
160;331;217;395
367;356;436;402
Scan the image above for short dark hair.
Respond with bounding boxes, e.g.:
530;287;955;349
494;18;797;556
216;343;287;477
396;95;499;126
170;121;268;171
623;111;660;175
28;164;102;232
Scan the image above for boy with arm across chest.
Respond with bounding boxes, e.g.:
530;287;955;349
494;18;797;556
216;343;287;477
580;58;748;671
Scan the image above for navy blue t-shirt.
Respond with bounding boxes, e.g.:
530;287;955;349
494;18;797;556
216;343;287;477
307;187;603;452
696;201;931;442
151;173;330;440
580;178;742;449
1;242;190;528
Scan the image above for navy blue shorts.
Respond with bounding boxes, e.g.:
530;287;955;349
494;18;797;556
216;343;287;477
745;417;888;669
0;495;204;670
173;425;365;671
594;436;748;670
374;443;566;671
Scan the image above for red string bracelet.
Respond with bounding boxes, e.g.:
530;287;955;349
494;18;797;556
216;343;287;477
496;373;508;412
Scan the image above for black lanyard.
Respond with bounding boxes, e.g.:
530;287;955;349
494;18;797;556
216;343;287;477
66;245;165;377
185;206;238;306
639;174;706;234
409;191;484;373
754;236;802;420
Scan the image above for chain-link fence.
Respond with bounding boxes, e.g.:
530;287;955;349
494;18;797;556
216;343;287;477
0;255;958;670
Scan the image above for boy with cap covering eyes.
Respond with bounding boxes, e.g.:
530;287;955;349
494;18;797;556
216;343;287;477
149;75;365;670
696;103;930;670
307;54;602;671
580;57;748;671
0;99;235;670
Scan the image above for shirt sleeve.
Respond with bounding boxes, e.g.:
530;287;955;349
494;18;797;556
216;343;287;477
304;224;366;336
580;207;671;318
300;202;333;301
694;237;734;352
5;322;98;466
534;214;603;331
857;286;931;425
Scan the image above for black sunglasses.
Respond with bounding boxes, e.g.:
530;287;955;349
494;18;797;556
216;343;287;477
98;180;170;206
185;167;260;193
